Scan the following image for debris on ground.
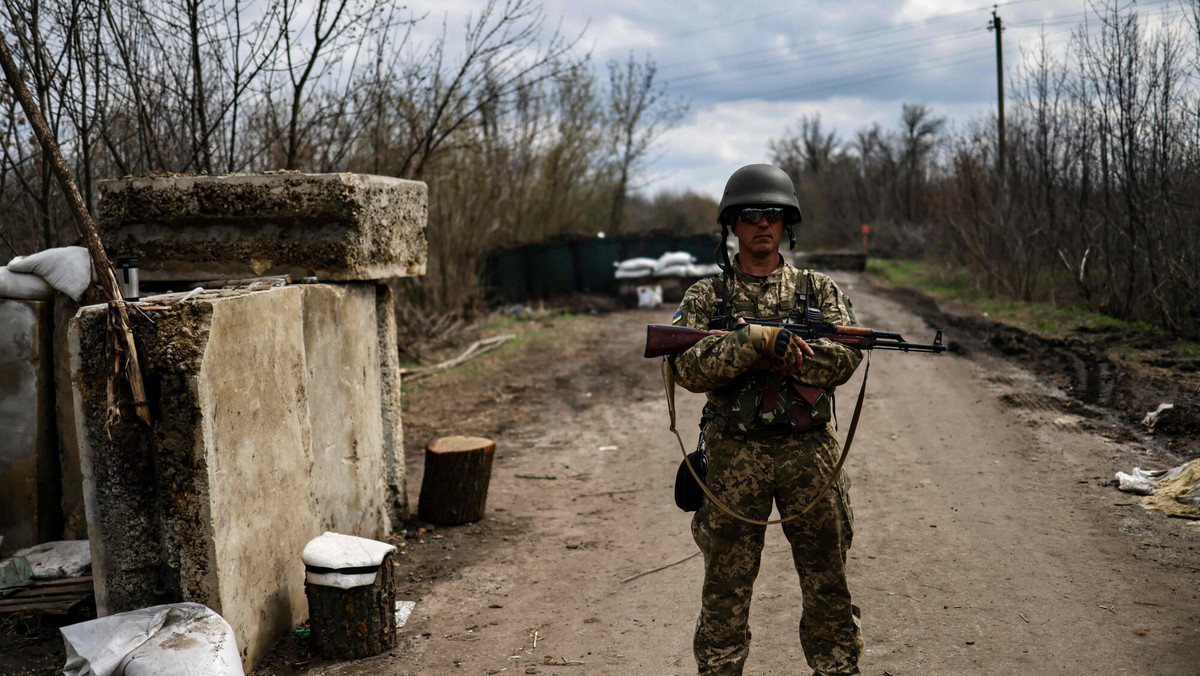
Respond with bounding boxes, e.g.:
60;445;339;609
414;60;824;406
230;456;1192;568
401;334;515;382
1115;460;1200;519
61;602;243;676
395;600;416;628
636;284;663;308
0;555;33;592
6;540;91;579
1141;402;1174;430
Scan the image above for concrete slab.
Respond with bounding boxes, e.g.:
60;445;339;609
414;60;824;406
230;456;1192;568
0;299;59;551
97;173;427;282
300;284;389;537
70;283;403;669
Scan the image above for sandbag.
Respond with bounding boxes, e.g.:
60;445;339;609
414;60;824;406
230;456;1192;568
614;267;654;279
654;263;692;278
8;245;92;301
61;603;244;676
614;257;657;272
652;251;696;275
0;267;54;300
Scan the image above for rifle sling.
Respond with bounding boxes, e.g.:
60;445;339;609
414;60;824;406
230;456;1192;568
661;354;870;526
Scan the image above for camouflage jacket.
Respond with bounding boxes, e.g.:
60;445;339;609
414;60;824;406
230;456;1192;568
670;257;863;432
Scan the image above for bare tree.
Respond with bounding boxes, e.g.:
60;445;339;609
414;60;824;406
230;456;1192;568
604;52;687;235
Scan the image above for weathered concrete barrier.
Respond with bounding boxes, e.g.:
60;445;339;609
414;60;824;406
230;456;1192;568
0;299;57;550
98;173;427;281
69;283;403;669
46;171;426;671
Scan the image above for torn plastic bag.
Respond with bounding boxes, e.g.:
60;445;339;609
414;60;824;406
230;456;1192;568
1115;465;1186;495
61;602;244;676
1115;459;1200;519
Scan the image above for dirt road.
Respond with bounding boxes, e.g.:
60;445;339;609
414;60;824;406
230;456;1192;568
273;273;1200;676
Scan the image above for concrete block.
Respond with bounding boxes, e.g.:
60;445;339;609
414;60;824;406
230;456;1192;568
70;283;401;669
97;173;427;282
0;299;59;550
53;295;86;540
300;284;390;537
375;283;407;522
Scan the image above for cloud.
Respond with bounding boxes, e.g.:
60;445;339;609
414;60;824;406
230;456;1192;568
641;95;989;198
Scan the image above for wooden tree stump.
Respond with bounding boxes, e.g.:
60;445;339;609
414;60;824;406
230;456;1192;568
305;552;396;660
418;435;496;525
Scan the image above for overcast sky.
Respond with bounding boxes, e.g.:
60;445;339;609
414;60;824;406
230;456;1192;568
401;0;1189;198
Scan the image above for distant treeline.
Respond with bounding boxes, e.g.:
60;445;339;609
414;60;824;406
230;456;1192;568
0;0;687;325
771;0;1200;339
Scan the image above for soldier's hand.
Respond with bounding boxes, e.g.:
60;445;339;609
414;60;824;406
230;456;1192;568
747;323;813;372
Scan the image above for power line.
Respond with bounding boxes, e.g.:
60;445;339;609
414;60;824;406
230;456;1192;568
657;0;1041;73
659;0;1177;85
757;31;1076;102
668;27;988;90
668;23;1083;96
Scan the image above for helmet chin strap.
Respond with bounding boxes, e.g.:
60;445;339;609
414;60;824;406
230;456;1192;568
716;223;734;274
716;222;735;330
786;224;796;250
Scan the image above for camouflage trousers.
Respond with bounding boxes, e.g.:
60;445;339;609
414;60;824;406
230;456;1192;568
691;424;862;676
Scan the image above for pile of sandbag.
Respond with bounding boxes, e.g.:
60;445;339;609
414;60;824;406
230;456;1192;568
0;245;92;301
613;251;721;279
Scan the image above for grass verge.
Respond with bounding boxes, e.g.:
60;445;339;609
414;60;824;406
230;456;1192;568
866;258;1200;363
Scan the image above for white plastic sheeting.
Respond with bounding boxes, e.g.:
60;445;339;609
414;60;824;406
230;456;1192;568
61;602;243;676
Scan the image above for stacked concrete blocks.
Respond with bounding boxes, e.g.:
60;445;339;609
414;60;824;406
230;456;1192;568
71;172;425;670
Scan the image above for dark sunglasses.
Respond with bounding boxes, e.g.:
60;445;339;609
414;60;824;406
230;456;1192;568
734;207;786;224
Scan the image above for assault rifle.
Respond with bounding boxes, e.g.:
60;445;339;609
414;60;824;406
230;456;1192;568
644;319;946;358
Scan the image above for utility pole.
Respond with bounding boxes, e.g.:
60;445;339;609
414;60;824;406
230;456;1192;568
988;6;1006;176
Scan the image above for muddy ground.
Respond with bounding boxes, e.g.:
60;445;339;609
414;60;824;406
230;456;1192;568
4;273;1198;675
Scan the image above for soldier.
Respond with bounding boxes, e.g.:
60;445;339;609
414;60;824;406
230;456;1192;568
670;164;864;675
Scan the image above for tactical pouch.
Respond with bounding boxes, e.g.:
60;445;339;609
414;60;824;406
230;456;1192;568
785;381;831;431
674;448;708;512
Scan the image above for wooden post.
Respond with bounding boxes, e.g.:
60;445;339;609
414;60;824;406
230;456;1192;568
418;436;496;525
305;553;397;660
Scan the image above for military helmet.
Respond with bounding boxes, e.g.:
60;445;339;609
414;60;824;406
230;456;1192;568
717;164;802;226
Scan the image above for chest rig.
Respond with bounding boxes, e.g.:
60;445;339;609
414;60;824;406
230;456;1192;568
704;269;833;433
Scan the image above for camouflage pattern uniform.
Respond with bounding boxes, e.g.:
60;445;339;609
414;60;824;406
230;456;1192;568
671;257;863;676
